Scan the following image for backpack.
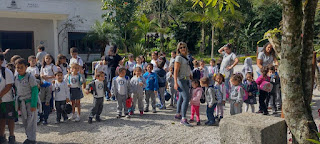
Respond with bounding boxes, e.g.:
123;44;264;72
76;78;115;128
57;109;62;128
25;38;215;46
192;69;201;80
238;85;249;101
214;86;222;102
157;70;166;87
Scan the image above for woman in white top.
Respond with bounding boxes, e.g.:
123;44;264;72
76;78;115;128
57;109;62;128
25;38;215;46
257;42;279;76
218;43;239;94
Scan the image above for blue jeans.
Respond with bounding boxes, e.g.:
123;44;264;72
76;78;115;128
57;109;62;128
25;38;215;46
206;104;217;123
176;79;190;118
105;81;111;99
39;102;50;121
225;78;230;96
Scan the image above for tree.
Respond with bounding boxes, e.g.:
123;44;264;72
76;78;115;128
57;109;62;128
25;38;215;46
85;21;117;56
267;0;319;143
186;0;240;56
102;0;139;52
136;14;158;49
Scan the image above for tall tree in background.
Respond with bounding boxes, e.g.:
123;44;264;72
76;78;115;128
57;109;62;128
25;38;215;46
267;0;319;143
102;0;139;52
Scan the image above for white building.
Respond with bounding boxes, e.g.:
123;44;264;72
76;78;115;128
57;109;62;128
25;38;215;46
0;0;106;62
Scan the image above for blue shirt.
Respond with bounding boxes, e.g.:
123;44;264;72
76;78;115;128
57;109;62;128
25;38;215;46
143;72;159;91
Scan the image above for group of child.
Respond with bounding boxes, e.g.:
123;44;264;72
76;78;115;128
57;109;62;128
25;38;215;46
0;44;282;143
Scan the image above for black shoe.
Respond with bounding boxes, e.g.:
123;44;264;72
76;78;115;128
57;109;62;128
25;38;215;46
0;135;7;143
196;121;201;126
42;120;48;125
96;116;101;122
23;139;36;144
55;120;61;124
263;112;269;115
8;136;15;144
144;109;149;112
256;110;263;114
88;117;93;124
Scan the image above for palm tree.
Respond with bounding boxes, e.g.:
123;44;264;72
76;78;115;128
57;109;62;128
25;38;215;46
184;7;242;58
85;21;117;56
136;14;158;49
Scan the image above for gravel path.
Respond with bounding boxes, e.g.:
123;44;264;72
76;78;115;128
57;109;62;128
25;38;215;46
5;65;320;144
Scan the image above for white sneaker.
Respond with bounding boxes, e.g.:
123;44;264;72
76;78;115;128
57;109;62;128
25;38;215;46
69;114;76;121
75;114;80;122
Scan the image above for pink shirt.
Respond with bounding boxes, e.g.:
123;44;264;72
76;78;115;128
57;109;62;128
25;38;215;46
190;87;203;106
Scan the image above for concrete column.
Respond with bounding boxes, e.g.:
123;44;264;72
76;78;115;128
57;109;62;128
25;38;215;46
53;19;58;58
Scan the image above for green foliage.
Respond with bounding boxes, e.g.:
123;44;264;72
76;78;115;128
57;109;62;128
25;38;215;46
130;43;146;57
238;56;257;63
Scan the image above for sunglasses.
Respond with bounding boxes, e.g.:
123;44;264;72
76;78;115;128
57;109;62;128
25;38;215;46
179;46;186;49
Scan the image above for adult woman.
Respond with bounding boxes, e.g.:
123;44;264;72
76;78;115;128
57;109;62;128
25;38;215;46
257;42;279;76
174;42;192;127
107;45;124;101
218;43;239;92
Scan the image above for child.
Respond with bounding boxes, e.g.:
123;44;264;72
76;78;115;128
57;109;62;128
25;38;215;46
0;54;16;144
36;45;47;68
38;79;52;125
140;55;148;72
115;60;125;76
65;63;86;121
243;72;258;113
95;56;110;79
40;54;58;83
192;60;201;80
214;73;226;120
14;58;39;144
69;47;84;74
86;72;111;123
52;72;70;123
111;67;131;118
200;77;218;126
125;54;136;78
229;74;245;115
133;56;145;73
129;67;146;115
166;66;176;107
143;63;159;113
189;79;203;126
169;51;176;68
151;51;159;72
27;55;40;79
40;54;58;111
154;61;167;109
56;54;69;76
208;59;219;85
242;57;253;78
255;66;271;115
267;65;280;114
10;55;21;64
199;60;209;79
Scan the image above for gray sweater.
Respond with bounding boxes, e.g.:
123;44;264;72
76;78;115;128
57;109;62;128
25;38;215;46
39;86;51;103
130;76;146;95
230;85;244;103
205;87;217;107
166;72;174;88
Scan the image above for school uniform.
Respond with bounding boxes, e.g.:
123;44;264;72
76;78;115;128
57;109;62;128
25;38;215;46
14;72;39;142
230;85;245;115
26;66;40;78
38;83;52;123
130;76;146;112
53;80;70;121
58;63;69;76
205;87;218;124
86;80;110;118
125;61;136;78
69;56;84;67
40;64;58;83
166;71;176;106
111;76;131;116
0;67;15;120
154;68;166;108
65;74;85;100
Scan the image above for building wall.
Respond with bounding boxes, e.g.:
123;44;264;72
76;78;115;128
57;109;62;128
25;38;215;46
0;0;106;62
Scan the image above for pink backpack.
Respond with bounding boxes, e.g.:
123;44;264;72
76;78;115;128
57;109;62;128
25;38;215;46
259;81;273;92
237;86;249;101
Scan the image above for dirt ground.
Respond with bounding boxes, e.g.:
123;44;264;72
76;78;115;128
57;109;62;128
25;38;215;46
5;65;320;144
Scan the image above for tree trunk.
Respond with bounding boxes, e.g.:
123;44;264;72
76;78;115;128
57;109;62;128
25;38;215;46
281;0;318;143
211;25;215;59
200;22;205;54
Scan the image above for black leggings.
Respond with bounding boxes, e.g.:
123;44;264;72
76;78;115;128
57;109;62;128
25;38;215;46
259;90;269;113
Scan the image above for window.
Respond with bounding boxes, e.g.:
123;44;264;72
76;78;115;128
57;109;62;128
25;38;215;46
68;32;101;54
0;31;33;50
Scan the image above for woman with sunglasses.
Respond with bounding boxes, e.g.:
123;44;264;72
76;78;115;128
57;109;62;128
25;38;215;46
218;43;239;97
174;42;193;127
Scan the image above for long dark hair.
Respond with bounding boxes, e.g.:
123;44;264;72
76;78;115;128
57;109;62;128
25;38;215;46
42;54;55;68
56;54;66;66
263;42;275;57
